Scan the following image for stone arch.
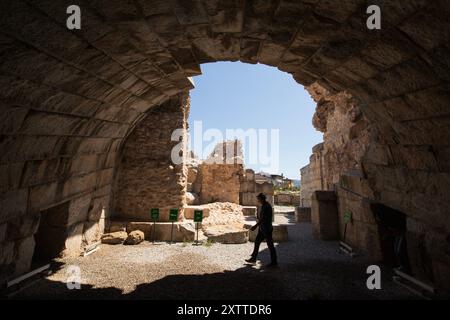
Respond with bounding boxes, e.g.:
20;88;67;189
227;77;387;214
0;1;449;289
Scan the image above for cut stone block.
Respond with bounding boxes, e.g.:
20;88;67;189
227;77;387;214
244;222;289;242
126;221;203;242
242;206;257;216
101;231;128;245
125;230;144;245
109;221;127;232
295;207;312;223
203;225;248;244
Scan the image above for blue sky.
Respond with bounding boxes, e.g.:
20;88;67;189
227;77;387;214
188;62;323;180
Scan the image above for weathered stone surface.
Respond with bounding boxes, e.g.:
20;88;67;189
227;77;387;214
109;221;127;233
0;241;15;267
0;189;28;224
63;222;84;256
82;221;101;245
275;192;300;206
14;236;35;276
126;221;200;242
125;230;144;245
101;231;128;245
244;223;289;243
0;223;7;243
204;225;248;244
114;95;189;222
185;192;199;205
295;207;312;223
184;205;211;219
242;206;257;217
311;191;339;241
6;215;40;240
88;196;109;222
240;192;257;206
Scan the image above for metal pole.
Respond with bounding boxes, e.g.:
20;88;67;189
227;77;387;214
170;221;174;244
195;222;199;245
153;219;156;244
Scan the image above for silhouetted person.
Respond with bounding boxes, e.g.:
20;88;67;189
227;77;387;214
246;193;278;267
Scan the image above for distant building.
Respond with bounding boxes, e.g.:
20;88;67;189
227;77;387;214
255;172;294;189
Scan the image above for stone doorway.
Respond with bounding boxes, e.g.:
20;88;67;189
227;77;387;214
33;202;78;266
371;203;410;273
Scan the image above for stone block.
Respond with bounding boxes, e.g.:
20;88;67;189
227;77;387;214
82;221;100;245
186;192;199;205
256;182;274;195
240;192;257;206
126;221;199;242
101;231;128;245
68;194;91;225
204;226;248;244
295;207;312;223
245;169;255;181
244;223;289;242
63;222;83;256
88;197;108;222
0;223;6;243
125;230;144;245
0;189;28;224
0;241;15;266
242;206;257;217
109;221;127;232
14;236;35;276
240;181;256;193
7;214;40;240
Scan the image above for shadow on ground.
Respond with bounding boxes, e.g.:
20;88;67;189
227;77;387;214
10;263;292;300
7;223;418;300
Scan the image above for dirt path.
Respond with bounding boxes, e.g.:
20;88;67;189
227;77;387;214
13;223;417;300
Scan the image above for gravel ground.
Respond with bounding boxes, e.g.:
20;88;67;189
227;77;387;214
13;222;418;300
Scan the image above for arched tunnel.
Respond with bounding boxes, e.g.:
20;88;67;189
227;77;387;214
0;0;449;294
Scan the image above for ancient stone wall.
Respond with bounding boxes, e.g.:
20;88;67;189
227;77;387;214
302;83;450;289
198;163;243;204
300;143;324;208
186;141;244;205
114;94;189;222
275;192;301;206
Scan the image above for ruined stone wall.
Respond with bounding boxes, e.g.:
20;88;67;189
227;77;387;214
240;169;257;206
198;163;243;204
114;94;189;222
300;143;324;208
275;193;301;206
186;141;244;205
303;83;450;290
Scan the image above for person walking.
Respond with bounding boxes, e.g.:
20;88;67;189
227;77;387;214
245;193;278;267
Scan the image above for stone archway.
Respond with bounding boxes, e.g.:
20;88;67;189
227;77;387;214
0;1;449;290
